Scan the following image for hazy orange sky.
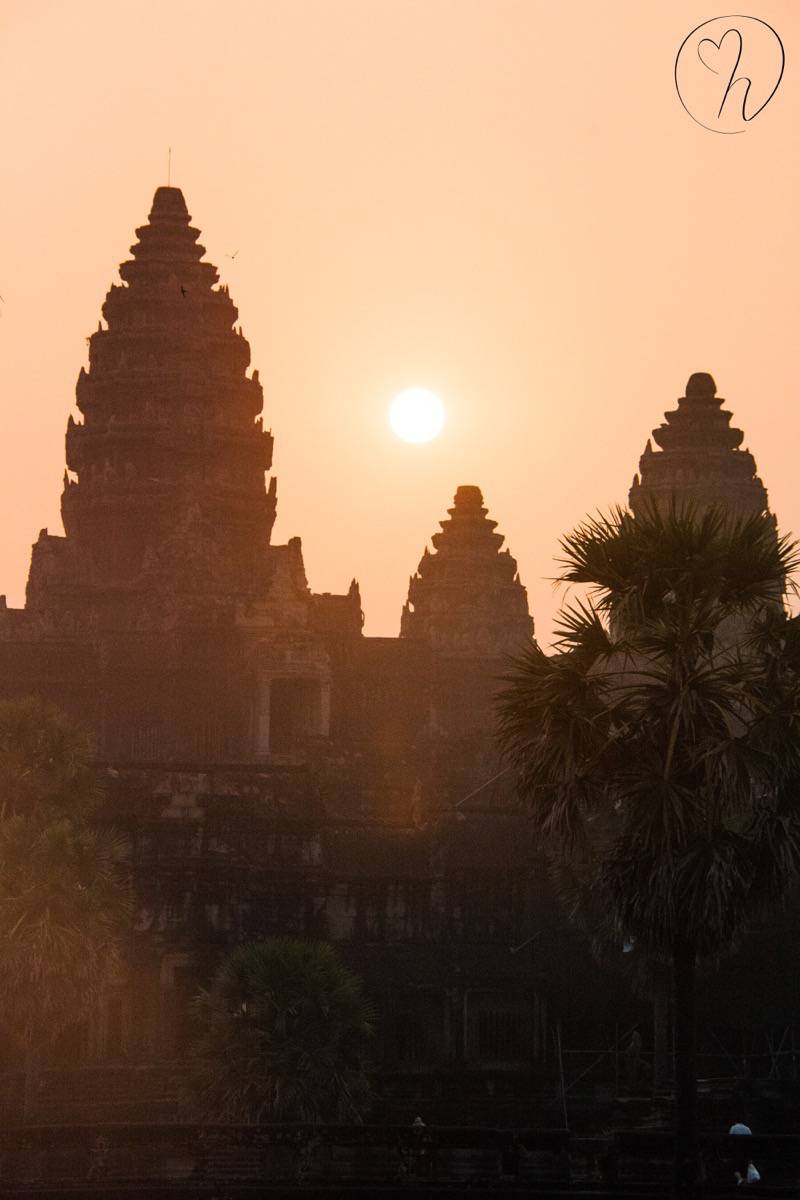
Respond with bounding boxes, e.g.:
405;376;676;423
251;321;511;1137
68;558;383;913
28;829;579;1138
2;1;798;643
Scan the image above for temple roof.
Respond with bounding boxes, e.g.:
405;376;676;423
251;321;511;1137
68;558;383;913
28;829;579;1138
629;372;769;518
400;486;533;658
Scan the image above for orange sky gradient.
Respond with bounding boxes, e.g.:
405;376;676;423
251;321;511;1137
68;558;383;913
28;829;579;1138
1;0;799;643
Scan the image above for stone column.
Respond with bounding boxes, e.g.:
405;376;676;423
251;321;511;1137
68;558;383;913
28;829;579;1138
319;679;331;737
255;675;271;756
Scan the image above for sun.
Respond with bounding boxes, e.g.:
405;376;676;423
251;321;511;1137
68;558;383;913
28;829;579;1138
389;388;445;444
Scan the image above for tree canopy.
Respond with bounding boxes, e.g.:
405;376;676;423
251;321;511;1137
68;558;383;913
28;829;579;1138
0;697;132;1118
190;937;375;1124
0;695;100;821
0;815;131;1053
498;503;800;964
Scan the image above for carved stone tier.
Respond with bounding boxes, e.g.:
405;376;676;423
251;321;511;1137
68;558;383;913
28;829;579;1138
400;485;533;658
629;372;769;518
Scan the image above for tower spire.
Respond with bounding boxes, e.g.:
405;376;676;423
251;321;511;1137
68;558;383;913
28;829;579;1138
27;186;276;613
401;485;533;657
629;372;769;518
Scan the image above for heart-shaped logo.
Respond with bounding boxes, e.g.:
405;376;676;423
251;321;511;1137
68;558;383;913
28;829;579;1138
697;27;742;76
675;16;784;133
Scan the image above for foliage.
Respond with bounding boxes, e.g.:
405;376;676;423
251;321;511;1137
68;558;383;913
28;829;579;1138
497;501;800;965
0;815;132;1053
0;695;100;822
190;938;375;1123
0;697;132;1119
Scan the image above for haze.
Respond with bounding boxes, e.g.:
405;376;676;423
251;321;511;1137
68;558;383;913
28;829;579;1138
1;0;798;643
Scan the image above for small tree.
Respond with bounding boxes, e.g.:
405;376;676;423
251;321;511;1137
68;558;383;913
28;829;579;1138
497;504;800;1198
190;938;375;1123
0;698;132;1120
0;816;132;1116
0;696;100;821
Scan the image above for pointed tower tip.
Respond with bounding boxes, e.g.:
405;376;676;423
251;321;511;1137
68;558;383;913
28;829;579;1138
453;484;484;508
149;186;189;221
685;372;717;398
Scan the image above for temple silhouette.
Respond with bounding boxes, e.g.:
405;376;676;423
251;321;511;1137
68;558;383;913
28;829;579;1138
0;187;780;1123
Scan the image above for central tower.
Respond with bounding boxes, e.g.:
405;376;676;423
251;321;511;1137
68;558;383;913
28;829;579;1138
29;186;276;617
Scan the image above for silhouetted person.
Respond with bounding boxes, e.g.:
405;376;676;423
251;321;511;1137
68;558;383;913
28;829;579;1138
729;1120;752;1184
625;1029;643;1092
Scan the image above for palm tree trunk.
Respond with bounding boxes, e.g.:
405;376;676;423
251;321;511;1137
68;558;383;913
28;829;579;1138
653;986;670;1095
673;940;698;1200
22;1045;39;1124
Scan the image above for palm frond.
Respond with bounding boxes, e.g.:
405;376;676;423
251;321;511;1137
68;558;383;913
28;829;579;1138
188;938;374;1124
496;498;800;973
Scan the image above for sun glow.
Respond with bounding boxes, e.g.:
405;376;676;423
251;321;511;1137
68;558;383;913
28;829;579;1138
389;388;445;444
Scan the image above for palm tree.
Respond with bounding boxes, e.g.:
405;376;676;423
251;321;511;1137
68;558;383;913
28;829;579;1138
0;697;132;1120
0;816;132;1118
0;695;100;821
190;938;375;1123
497;502;800;1198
